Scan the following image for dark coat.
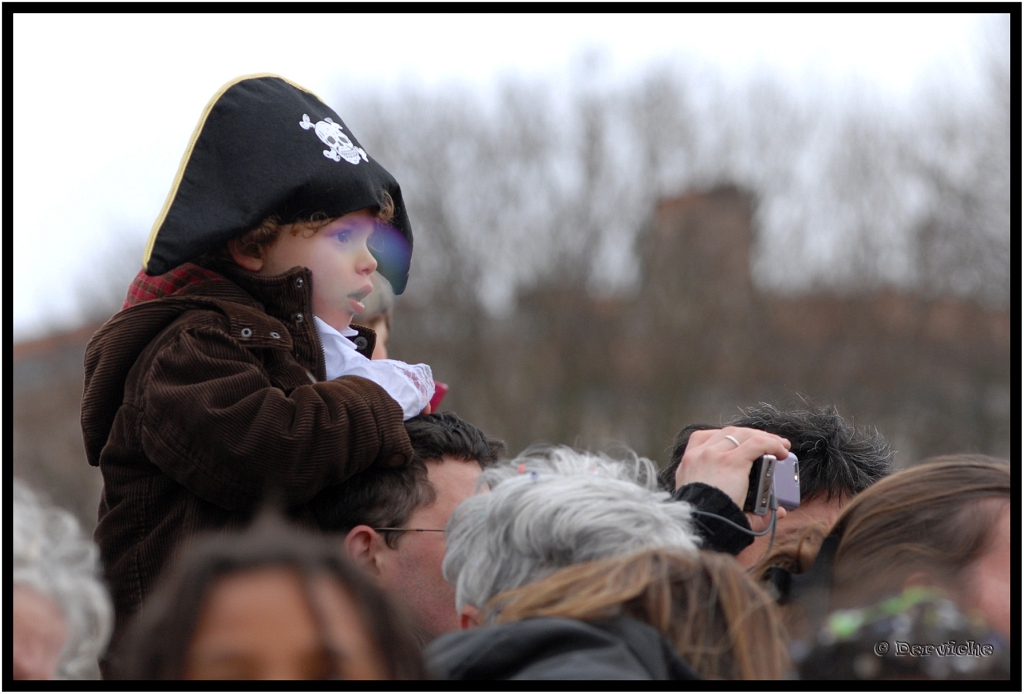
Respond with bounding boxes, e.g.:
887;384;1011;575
426;616;701;680
81;262;413;645
673;482;755;555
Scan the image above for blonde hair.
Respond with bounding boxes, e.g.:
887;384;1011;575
487;549;790;680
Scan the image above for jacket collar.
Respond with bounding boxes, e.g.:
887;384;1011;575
122;260;315;325
123;263;226;309
206;260;377;364
123;260;376;372
207;260;315;325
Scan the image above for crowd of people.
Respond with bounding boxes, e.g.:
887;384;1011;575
14;420;1012;681
13;74;1011;681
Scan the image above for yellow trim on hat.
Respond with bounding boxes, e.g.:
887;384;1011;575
141;73;323;272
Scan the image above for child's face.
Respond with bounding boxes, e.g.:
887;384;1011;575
259;209;378;331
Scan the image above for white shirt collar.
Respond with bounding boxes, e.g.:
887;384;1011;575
315;316;359;349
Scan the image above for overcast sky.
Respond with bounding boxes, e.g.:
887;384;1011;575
12;12;996;342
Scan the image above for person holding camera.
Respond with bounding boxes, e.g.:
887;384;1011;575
661;404;893;565
425;440;793;680
670;426;792;556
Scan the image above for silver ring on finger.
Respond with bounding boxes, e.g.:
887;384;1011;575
724;435;741;448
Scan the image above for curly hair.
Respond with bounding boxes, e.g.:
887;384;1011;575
444;445;699;613
13;480;113;679
231;189;396;262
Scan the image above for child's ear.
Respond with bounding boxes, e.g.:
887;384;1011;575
227;238;264;272
343;525;384;577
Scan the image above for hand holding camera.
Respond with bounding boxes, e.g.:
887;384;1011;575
675;427;793;510
743;452;801;516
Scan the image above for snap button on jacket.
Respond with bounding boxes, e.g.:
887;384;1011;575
82;262;410;647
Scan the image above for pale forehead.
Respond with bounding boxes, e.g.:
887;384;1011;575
412;457;484;523
323;208;377;230
426;456;483;494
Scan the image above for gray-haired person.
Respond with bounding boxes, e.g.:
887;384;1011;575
13;480;113;680
427;427;792;680
427;443;789;680
441;446;700;629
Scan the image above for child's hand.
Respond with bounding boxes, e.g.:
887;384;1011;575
421;404;432;415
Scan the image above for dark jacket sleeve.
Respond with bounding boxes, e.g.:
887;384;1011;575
673;482;753;555
137;322;412;512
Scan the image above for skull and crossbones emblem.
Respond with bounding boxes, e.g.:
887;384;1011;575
300;114;368;165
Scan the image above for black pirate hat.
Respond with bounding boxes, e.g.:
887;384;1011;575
142;74;413;294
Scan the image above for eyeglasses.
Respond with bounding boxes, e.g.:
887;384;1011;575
372;527;445;533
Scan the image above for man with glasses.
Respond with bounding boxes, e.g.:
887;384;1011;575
312;412;504;643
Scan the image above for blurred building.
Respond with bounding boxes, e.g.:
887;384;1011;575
436;185;1011;466
631;185;1011;465
13;185;1011;529
14;324;105;533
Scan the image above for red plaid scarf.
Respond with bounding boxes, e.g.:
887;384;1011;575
122;263;225;309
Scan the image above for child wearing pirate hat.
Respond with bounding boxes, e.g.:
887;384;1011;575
81;74;435;668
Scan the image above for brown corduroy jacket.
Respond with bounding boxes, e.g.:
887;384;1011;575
81;261;413;642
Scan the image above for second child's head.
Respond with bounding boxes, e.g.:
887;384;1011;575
227;193;395;331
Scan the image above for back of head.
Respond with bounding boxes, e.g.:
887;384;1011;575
489;548;790;680
117;512;426;679
443;446;699;612
13;480;112;679
659;403;893;499
730;403;893;502
311;412;504;548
